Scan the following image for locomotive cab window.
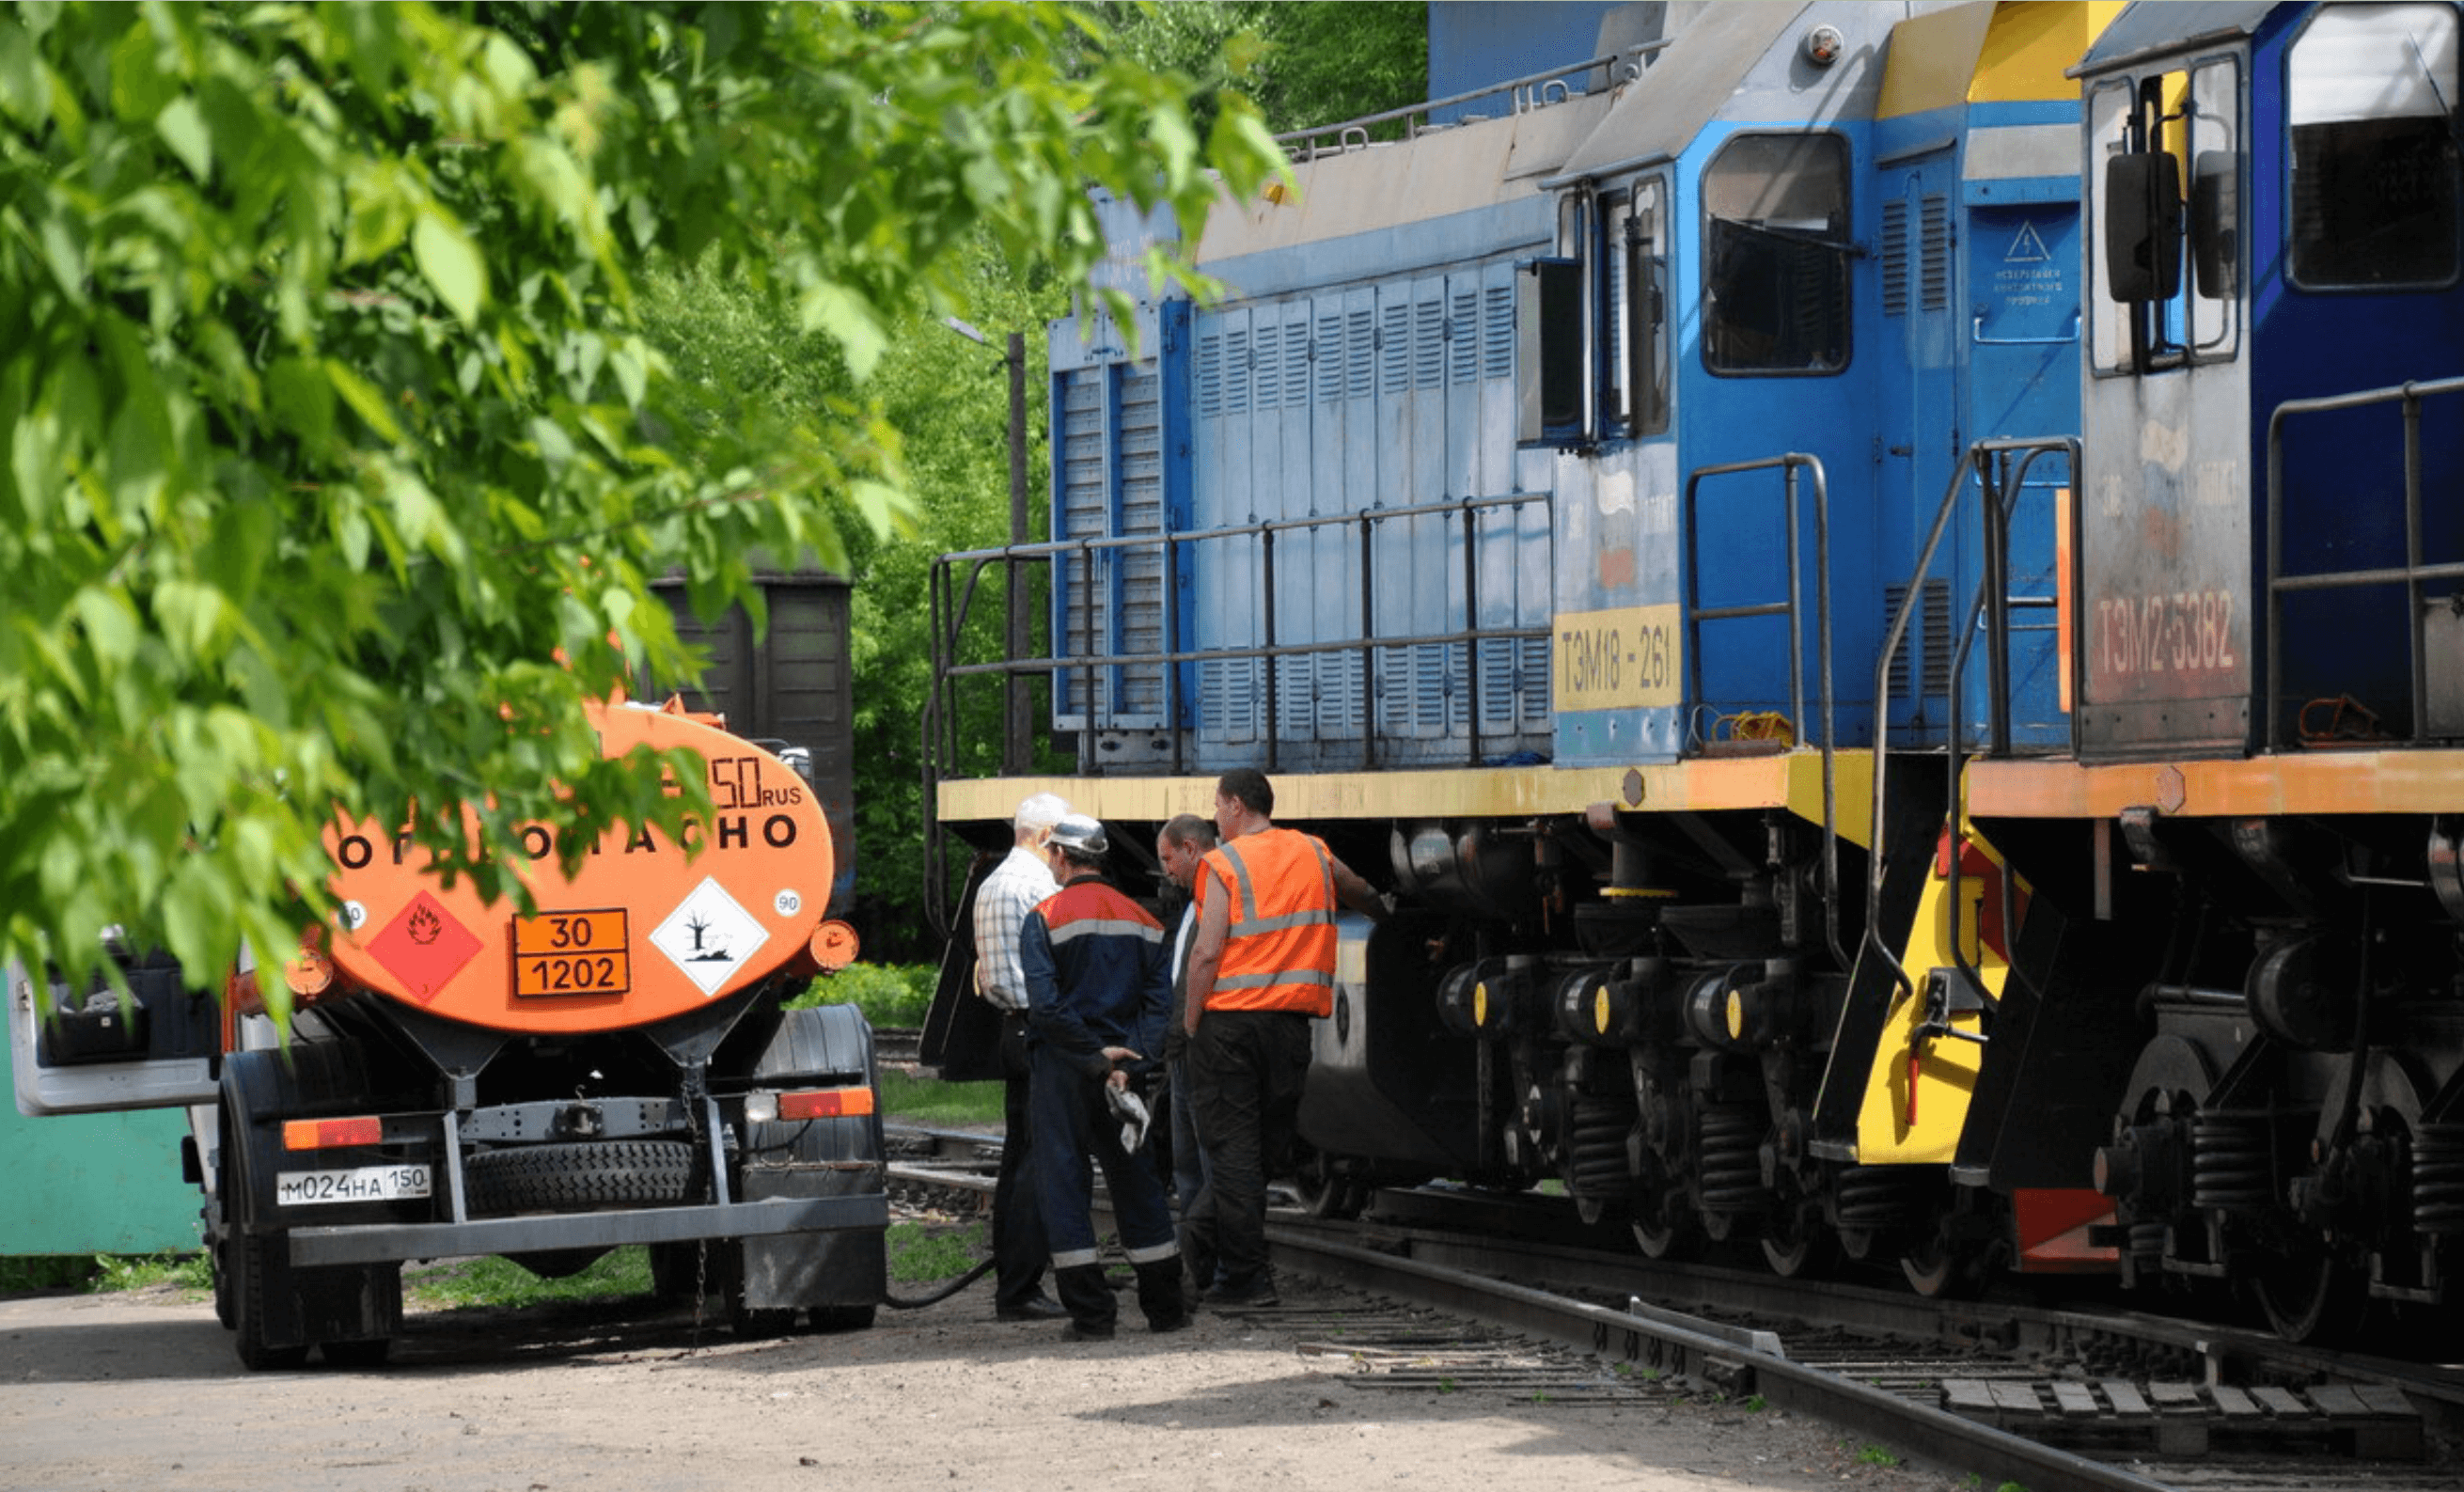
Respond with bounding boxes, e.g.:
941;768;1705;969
2287;2;2461;290
2089;56;2241;374
1608;178;1671;436
1703;133;1851;376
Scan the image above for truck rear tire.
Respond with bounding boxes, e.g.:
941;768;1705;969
229;1232;308;1372
463;1139;698;1215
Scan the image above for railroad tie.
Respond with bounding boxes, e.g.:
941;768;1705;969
1937;1378;2424;1461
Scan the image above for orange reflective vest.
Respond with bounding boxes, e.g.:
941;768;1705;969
1194;826;1338;1016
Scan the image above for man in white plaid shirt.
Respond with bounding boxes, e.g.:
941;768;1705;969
972;791;1073;1320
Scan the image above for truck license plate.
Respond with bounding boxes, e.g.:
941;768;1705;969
275;1165;432;1206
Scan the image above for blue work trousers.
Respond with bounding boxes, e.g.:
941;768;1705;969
1029;1045;1179;1272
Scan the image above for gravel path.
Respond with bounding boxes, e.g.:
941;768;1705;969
0;1265;1976;1492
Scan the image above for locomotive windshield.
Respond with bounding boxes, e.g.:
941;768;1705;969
1702;133;1851;375
2286;1;2461;289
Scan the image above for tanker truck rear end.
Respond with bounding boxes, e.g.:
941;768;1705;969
9;697;887;1369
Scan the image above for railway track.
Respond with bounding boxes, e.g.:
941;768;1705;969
885;1123;2464;1492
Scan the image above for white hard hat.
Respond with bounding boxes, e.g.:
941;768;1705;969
1048;814;1109;856
1013;793;1072;833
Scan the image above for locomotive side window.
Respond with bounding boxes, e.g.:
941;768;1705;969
2089;59;2240;373
2286;2;2461;290
1610;177;1671;435
1516;257;1584;444
2185;60;2239;357
1703;133;1851;376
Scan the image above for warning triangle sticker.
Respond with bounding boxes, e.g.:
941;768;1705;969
2006;222;2052;263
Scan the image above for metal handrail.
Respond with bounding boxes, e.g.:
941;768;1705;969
923;491;1553;931
1272;41;1669;160
1863;436;2079;1012
2264;376;2464;750
1937;440;2076;1010
1681;454;1844;970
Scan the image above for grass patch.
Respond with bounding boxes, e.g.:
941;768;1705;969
0;1256;101;1292
0;1252;208;1296
879;1067;1003;1127
791;962;934;1028
95;1251;210;1294
407;1248;653;1311
888;1220;985;1283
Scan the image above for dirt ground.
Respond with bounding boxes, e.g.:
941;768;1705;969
0;1267;1981;1492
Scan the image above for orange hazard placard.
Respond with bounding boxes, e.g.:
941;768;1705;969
511;909;632;998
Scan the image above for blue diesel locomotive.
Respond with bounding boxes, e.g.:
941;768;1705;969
927;0;2464;1344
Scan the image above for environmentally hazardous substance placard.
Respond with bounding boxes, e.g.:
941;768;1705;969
650;879;770;997
511;909;633;998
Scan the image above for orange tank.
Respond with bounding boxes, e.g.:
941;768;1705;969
317;700;832;1035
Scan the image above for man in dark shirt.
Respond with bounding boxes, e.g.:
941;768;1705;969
1018;814;1188;1340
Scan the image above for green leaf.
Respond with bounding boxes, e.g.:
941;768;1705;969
152;578;226;660
155;95;211;181
796;280;887;383
529;416;575;472
267;357;335;450
71;587;137;667
325;361;403;444
0;21;53;128
413;209;487;326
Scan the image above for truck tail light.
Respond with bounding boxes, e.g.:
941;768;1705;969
282;1116;385;1151
746;1087;875;1124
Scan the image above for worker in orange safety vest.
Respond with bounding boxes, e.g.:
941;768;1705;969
1180;767;1388;1306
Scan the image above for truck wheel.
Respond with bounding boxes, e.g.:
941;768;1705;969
229;1232;308;1372
730;1303;800;1338
207;1201;235;1328
321;1338;392;1368
463;1139;698;1215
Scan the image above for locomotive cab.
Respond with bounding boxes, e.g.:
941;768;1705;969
1962;0;2464;1343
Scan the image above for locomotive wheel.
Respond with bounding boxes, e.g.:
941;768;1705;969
1900;1233;1986;1300
1287;1147;1361;1219
1630;1211;1700;1261
1759;1207;1834;1280
1628;1185;1700;1260
2251;1247;2362;1344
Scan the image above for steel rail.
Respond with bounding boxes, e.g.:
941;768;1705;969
1267;1232;2170;1492
885;1138;2159;1492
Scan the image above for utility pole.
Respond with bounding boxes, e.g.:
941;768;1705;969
1004;331;1031;777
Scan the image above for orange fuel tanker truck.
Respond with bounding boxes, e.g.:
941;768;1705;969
8;697;887;1369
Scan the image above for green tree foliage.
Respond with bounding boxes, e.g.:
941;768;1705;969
1093;2;1427;136
626;6;1431;957
0;1;1281;1010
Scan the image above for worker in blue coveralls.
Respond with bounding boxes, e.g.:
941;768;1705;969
1016;813;1189;1341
